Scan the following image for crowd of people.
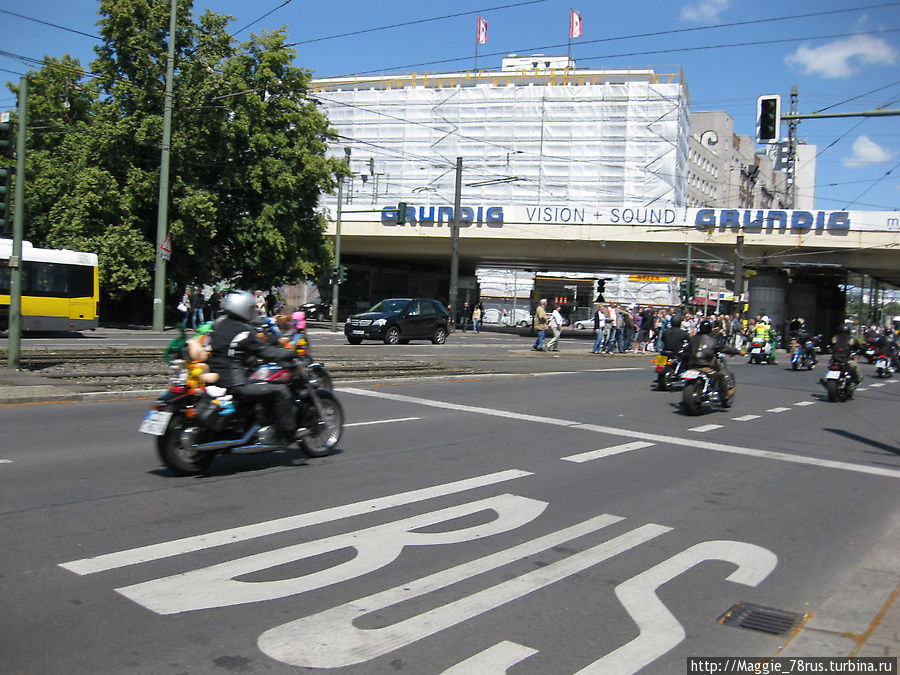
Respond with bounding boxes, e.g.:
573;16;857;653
177;287;282;329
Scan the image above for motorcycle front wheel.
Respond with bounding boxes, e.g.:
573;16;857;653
157;412;215;476
300;390;344;458
682;380;703;416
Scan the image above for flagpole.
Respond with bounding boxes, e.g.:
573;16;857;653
475;42;479;71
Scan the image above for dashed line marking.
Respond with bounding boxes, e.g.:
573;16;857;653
856;388;868;391
794;401;816;407
732;415;761;422
689;424;723;433
562;441;655;463
869;383;885;388
766;407;791;413
0;459;11;464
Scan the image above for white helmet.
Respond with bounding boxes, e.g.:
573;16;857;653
761;315;770;324
221;290;256;322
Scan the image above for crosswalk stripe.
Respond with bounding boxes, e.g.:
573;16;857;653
562;441;655;463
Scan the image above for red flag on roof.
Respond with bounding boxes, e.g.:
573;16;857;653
570;10;582;39
477;15;488;44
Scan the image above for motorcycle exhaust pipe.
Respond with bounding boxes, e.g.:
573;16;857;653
191;425;262;453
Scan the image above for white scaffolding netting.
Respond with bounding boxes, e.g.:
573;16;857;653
316;73;690;209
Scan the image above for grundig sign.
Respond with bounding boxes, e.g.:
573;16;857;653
694;209;850;233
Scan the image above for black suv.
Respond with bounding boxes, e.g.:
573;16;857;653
345;298;450;345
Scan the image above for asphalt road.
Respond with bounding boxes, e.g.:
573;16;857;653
1;333;898;673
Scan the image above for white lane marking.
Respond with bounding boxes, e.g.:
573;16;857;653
581;368;643;373
689;424;722;433
766;407;791;413
884;380;897;384
341;388;900;480
0;459;11;463
345;417;420;427
117;495;549;614
441;642;538;674
562;441;655;463
60;469;532;576
732;415;761;422
869;383;885;388
794;401;816;406
256;521;671;669
578;540;777;674
856;388;868;391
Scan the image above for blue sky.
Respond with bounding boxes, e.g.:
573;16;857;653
1;0;898;212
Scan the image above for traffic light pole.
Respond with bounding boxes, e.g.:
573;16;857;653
448;157;462;328
151;0;177;332
330;176;343;332
7;77;26;370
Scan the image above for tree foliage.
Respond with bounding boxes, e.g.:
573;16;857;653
8;0;343;314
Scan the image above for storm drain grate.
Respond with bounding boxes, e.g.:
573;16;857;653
718;602;808;636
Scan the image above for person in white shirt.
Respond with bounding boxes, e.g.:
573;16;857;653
604;304;618;353
546;305;564;352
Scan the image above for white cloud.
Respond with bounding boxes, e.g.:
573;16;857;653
680;0;732;22
785;34;899;78
843;136;895;168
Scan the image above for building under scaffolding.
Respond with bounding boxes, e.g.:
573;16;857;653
313;56;690;210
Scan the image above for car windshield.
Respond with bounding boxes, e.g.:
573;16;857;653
368;299;409;314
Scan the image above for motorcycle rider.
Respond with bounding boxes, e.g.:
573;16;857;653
829;323;862;384
875;327;899;372
686;320;742;398
207;290;298;445
754;315;777;362
792;317;817;367
660;314;690;359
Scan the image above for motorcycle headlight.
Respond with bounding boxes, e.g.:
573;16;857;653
373;318;387;327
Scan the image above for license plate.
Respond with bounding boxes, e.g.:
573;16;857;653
682;369;700;380
751;348;762;354
351;330;365;335
825;370;841;380
876;359;888;368
655;355;668;366
139;410;172;436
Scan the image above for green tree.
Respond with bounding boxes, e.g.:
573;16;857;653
8;0;343;318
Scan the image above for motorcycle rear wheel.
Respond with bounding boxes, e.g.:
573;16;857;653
657;367;673;391
825;379;840;402
300;390;344;458
157;412;215;476
682;380;703;416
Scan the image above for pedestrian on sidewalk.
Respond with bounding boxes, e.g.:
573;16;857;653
546;305;564;352
532;299;549;351
591;303;606;353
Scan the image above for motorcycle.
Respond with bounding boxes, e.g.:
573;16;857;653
681;354;736;416
140;356;344;476
790;340;816;371
820;360;856;402
874;348;895;379
863;338;878;364
655;347;687;391
747;338;774;365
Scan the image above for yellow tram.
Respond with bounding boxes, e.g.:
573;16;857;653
0;238;99;332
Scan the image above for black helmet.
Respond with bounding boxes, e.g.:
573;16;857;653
698;320;713;334
221;290;256;322
838;323;851;335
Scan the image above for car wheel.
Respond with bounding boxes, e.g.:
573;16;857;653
384;326;401;345
432;326;448;344
346;336;363;345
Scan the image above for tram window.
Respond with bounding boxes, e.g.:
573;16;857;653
0;264;8;293
69;265;94;297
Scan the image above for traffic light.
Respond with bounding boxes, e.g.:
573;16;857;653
756;94;781;143
595;279;605;303
338;265;347;284
397;202;408;225
679;281;688;303
0;119;13;159
0;166;11;236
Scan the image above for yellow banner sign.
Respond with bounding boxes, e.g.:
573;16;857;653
628;275;669;282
